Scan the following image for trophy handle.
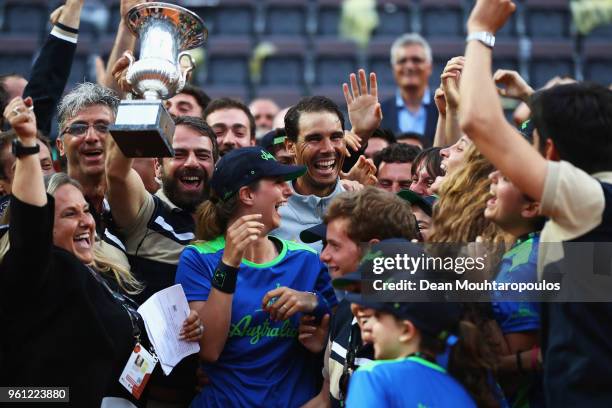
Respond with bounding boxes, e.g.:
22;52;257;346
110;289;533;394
177;51;195;92
124;51;136;86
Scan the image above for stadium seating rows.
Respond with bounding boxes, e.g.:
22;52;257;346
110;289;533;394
0;0;610;108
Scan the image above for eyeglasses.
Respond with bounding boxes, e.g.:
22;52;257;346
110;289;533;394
62;123;110;137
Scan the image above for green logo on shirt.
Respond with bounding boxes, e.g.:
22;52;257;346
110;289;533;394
229;314;298;344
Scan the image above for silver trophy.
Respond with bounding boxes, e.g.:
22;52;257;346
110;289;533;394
109;2;207;157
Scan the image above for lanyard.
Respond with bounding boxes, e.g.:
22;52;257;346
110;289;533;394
87;266;142;344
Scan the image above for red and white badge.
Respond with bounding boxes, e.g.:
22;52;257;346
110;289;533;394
119;343;158;399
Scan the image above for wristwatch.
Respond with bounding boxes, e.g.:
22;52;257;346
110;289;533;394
12;139;40;158
466;31;495;49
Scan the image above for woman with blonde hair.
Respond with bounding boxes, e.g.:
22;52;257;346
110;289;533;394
0;97;202;407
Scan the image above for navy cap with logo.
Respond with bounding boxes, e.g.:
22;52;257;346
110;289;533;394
518;119;535;144
300;223;327;243
397;190;436;217
347;299;463;338
210;146;306;200
259;128;287;151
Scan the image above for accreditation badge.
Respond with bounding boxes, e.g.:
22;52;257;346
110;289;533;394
119;343;158;399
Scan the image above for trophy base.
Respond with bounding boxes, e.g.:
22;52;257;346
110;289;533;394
109;99;175;158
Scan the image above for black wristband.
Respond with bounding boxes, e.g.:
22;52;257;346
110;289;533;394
212;260;239;294
55;22;79;34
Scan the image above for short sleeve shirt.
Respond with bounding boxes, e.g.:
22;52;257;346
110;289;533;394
175;236;338;407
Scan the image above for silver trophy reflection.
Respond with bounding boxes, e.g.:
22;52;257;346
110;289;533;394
109;2;207;157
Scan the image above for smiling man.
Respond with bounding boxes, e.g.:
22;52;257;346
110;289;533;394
204;97;256;157
106;115;219;304
56;83;119;215
271;96;347;250
380;34;437;148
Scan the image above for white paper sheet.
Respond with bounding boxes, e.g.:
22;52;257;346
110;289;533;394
137;284;200;375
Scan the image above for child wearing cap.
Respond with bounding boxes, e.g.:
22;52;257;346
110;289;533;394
484;169;545;406
345;301;496;407
175;147;338;407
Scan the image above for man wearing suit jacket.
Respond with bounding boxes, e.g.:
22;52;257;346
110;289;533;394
380;33;437;148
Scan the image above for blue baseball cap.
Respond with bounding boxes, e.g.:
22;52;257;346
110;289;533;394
343;296;463;337
259;128;287;151
210;146;306;200
397;190;436;217
300;223;327;243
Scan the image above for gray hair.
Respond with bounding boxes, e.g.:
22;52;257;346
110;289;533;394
57;82;119;134
46;172;83;196
390;33;433;65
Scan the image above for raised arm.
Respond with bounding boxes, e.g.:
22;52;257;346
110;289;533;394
23;0;83;136
102;0;146;92
104;130;149;230
432;87;447;147
187;215;264;362
459;0;547;201
343;69;382;147
441;56;464;146
4;97;45;206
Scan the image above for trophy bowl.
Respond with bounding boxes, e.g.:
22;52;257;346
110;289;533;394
125;2;207;100
109;2;208;158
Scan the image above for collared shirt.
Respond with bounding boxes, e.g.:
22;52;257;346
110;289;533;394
271;179;345;252
396;88;431;135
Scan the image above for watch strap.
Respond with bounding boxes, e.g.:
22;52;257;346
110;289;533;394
466;31;496;49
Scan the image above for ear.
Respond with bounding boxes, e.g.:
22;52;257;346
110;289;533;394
154;158;163;179
285;138;296;156
544;139;560;161
237;185;256;207
521;200;541;219
250;138;256;147
398;319;418;344
56;137;65;157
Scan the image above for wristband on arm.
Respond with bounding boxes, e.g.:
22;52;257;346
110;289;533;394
308;291;331;319
212;260;239;294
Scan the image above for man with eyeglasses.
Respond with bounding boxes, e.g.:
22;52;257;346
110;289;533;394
380;33;437;148
56;82;119;216
203;97;256;157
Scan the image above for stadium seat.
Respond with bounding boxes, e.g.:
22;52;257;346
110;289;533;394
204;37;251;87
263;0;309;37
259;38;306;87
525;0;571;39
2;0;48;36
420;0;465;39
193;1;255;37
315;0;342;37
529;41;574;88
372;0;413;38
583;42;612;86
313;39;358;87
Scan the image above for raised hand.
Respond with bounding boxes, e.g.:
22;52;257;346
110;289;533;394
493;69;534;101
341;155;377;185
4;97;37;140
298;314;330;354
222;214;264;268
261;287;318;321
434;86;447;117
441;56;464;111
121;0;147;18
343;69;382;139
111;52;135;93
467;0;516;34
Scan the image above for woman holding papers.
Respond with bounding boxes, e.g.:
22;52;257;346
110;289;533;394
0;97;202;407
176;146;338;407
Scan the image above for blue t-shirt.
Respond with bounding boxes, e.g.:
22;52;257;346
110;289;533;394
346;356;476;408
492;233;541;334
176;236;338;408
492;232;544;408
